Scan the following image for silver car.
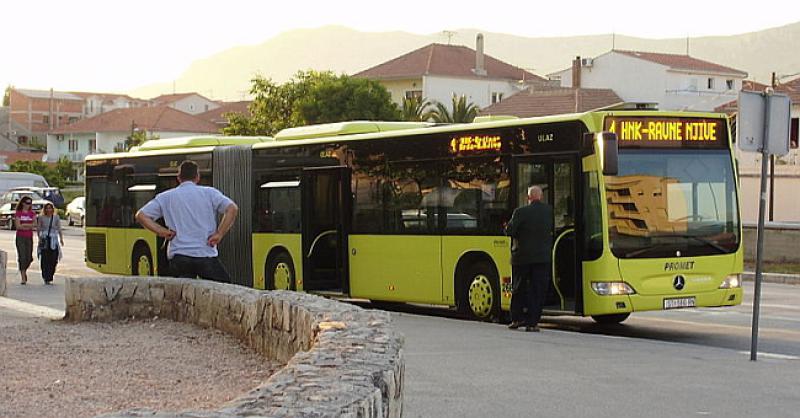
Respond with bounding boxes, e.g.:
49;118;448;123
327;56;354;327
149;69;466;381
67;196;85;226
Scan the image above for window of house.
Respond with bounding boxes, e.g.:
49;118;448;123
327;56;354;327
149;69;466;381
68;117;78;124
491;92;504;104
205;104;209;112
726;79;734;90
43;115;49;124
68;139;78;152
405;90;423;100
89;140;97;153
189;104;195;111
707;78;715;90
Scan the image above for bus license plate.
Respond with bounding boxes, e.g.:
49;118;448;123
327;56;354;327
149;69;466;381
664;297;696;309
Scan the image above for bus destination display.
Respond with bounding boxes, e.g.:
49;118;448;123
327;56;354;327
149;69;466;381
449;134;502;154
604;117;727;148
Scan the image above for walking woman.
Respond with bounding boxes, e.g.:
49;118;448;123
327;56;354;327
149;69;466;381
37;203;63;285
14;197;36;285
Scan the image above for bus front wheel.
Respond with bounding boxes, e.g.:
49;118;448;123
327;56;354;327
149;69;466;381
458;261;500;322
131;245;153;276
266;251;295;291
591;313;630;324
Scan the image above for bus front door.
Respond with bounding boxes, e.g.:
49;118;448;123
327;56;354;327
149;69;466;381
301;167;350;294
514;156;579;313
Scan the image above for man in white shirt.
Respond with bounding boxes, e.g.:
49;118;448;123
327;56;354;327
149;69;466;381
135;160;239;282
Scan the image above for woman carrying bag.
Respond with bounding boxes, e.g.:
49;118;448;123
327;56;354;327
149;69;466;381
14;196;37;285
37;203;64;285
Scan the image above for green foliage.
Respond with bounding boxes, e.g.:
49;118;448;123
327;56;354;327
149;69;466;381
223;70;400;136
116;130;159;152
29;137;47;151
401;96;433;122
9;160;65;189
56;156;76;181
2;85;11;107
429;94;479;123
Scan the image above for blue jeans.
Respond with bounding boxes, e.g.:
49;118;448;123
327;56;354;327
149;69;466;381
510;263;550;325
169;254;231;283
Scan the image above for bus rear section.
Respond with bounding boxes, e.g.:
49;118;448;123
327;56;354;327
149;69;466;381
582;114;743;323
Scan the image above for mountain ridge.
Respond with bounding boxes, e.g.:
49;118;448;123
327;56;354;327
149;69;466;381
130;22;800;101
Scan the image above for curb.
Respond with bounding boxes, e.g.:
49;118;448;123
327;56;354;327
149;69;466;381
742;271;800;285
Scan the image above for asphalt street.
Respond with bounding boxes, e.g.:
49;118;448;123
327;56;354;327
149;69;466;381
1;227;799;417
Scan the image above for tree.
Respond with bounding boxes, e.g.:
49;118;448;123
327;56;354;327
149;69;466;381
401;96;433;122
9;160;65;188
429;94;480;123
56;155;76;182
2;85;11;107
223;71;400;136
117;129;159;152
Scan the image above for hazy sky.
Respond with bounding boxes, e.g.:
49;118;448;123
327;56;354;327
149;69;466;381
3;0;798;96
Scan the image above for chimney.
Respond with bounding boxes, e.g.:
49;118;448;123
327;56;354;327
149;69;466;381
571;56;581;88
474;33;487;76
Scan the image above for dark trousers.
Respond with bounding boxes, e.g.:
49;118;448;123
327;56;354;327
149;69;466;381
510;263;550;325
170;255;231;283
40;247;59;282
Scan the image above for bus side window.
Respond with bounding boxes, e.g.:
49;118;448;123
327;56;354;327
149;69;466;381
583;172;603;260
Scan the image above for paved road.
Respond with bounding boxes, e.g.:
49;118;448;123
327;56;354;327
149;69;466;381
2;229;799;417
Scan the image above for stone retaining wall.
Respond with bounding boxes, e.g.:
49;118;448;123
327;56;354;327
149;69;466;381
64;277;404;418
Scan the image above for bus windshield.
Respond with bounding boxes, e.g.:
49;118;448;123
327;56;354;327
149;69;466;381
606;149;739;259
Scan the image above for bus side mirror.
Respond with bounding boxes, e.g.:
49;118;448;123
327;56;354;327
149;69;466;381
599;132;618;176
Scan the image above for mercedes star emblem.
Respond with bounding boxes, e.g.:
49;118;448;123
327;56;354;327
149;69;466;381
673;275;686;291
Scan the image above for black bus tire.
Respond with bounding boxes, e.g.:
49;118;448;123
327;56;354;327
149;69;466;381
266;251;295;291
591;313;630;324
458;261;501;322
132;245;154;276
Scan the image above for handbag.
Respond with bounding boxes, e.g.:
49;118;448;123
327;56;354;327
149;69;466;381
40;216;54;250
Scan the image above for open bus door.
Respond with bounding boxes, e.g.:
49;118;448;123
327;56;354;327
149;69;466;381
513;155;581;313
301;166;351;294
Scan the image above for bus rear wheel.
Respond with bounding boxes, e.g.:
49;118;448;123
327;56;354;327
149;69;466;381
266;251;295;291
459;261;500;322
591;313;630;324
132;245;153;276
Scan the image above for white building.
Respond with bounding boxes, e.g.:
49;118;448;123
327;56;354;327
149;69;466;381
550;50;748;112
73;92;149;118
354;34;546;110
46;106;219;170
151;92;220;115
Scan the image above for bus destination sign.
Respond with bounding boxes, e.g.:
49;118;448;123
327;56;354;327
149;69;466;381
604;117;727;149
449;134;502;154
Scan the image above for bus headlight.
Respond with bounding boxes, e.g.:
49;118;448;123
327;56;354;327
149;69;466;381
591;282;636;296
719;274;741;289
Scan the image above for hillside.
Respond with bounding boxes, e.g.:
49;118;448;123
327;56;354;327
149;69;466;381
131;23;800;101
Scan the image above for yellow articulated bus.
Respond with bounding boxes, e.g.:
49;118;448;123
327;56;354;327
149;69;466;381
84;111;743;323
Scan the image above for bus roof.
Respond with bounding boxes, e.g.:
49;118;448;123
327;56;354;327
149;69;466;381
136;135;272;151
274;121;433;141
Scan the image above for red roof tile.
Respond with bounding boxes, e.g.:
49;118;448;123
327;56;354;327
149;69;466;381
479;87;623;118
714;77;800;113
198;101;251;125
354;43;545;82
615;50;747;76
50;106;219;134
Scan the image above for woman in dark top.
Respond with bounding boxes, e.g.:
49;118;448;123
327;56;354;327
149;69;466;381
14;197;36;285
37;202;64;285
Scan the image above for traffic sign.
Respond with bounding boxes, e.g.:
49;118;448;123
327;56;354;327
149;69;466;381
737;90;791;156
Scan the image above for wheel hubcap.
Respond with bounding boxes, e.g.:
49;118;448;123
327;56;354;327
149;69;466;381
273;262;292;290
468;274;494;318
138;256;151;276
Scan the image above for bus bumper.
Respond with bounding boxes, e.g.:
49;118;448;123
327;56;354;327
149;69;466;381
629;287;744;311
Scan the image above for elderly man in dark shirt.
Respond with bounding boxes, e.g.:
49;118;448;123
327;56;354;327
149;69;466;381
505;185;553;332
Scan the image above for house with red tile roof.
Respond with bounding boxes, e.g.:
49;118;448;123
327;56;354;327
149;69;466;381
479;87;623;118
70;91;150;118
151;92;220;115
353;34;546;109
198;101;251;128
45;106;219;164
549;50;748;111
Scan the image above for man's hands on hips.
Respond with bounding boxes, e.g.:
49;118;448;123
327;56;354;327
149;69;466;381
207;231;224;247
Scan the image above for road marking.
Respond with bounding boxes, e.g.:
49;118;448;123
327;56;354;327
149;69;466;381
737;351;800;360
0;296;64;319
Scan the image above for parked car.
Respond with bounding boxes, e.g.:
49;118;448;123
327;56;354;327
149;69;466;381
66;196;85;226
10;186;65;209
0;191;50;230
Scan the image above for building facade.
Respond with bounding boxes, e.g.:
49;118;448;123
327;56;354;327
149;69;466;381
151;93;220;115
550;50;748;112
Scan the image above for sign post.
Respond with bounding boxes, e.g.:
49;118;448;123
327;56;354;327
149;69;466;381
737;89;791;361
